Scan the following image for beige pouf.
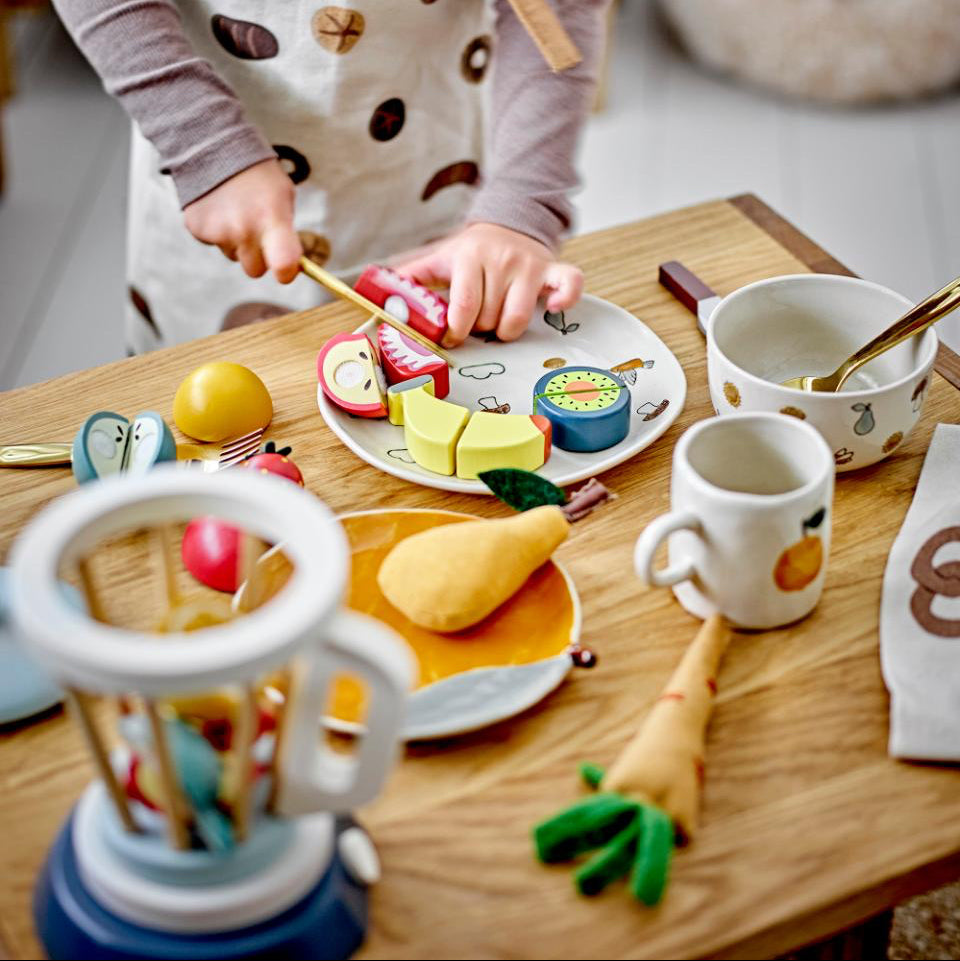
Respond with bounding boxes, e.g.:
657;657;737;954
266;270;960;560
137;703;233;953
657;0;960;103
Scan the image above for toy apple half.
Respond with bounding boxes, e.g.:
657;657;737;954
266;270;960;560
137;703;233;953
71;411;176;484
355;265;448;344
317;332;388;418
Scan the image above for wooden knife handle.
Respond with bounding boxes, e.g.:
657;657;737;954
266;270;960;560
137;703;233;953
658;261;717;316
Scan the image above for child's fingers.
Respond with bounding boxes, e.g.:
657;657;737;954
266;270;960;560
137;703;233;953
444;254;484;347
496;269;542;342
237;241;267;279
542;263;584;312
262;222;303;284
474;267;507;333
393;250;450;289
217;243;239;262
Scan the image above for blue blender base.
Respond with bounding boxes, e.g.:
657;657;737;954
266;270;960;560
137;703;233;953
35;810;368;961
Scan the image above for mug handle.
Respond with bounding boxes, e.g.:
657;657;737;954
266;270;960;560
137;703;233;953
275;610;415;817
634;510;702;588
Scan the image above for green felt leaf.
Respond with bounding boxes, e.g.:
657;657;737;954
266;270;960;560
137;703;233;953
579;762;606;789
575;822;639;896
479;469;567;512
533;793;639;864
629;804;674;906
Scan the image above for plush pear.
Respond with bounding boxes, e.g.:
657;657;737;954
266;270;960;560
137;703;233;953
377;505;570;632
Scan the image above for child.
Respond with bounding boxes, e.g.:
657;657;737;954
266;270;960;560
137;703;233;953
53;1;607;350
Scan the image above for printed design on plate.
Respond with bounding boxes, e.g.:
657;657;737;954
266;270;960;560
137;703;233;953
611;357;654;386
834;447;854;466
912;377;929;412
883;431;904;454
543;357;566;369
774;507;826;592
910;526;960;637
544;310;579;336
851;403;875;436
780;406;806;420
637;399;670;421
459;362;505;381
387;448;415;464
478;396;511;414
723;382;741;408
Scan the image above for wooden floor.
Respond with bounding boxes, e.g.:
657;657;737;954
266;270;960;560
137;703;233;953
1;3;960;382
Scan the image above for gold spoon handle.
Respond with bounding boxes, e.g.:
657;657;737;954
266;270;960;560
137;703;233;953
0;443;73;467
837;275;960;389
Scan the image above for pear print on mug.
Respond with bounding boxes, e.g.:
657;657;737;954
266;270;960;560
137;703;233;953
634;413;834;629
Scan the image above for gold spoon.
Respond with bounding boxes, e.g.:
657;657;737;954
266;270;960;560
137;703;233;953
781;275;960;392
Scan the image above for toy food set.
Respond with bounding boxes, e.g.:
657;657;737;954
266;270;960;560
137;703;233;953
69;411;176;484
535;615;730;904
182;442;304;593
227;469;603;741
881;424;960;761
660;263;938;472
317;290;686;494
8;469;413;960
377;469;609;633
173;361;273;442
636;413;834;630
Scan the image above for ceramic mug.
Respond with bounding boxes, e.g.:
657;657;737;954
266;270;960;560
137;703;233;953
635;413;834;629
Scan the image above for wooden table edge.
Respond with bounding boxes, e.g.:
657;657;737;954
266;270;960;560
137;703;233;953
724;193;960;958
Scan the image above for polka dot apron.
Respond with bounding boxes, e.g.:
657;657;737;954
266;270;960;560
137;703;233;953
126;1;493;351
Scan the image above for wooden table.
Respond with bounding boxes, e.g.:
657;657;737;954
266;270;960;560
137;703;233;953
2;196;960;960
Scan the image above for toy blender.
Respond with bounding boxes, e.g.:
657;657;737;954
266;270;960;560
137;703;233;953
9;468;414;960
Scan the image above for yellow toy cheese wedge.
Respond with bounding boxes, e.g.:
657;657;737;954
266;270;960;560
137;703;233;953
377;504;570;632
455;411;553;480
402;384;469;476
387;375;435;426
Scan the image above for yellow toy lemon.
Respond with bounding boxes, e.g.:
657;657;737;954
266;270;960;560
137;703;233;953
173;362;273;442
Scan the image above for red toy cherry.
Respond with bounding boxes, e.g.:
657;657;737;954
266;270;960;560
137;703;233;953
182;442;304;594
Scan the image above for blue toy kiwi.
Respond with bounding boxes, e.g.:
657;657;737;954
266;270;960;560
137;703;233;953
72;411;176;484
533;366;631;453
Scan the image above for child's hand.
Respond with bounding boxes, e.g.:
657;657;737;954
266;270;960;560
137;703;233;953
183;159;303;284
392;223;583;347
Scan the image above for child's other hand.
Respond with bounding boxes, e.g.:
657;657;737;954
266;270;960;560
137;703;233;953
183;159;302;284
392;223;583;347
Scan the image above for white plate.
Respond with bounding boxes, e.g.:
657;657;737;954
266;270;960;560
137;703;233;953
326;509;584;741
316;294;687;494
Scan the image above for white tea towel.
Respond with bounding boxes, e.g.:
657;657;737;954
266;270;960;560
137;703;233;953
881;423;960;760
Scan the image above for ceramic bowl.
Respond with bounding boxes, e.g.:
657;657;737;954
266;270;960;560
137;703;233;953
707;275;938;471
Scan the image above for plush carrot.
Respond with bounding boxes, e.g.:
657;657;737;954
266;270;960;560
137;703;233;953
534;615;731;904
